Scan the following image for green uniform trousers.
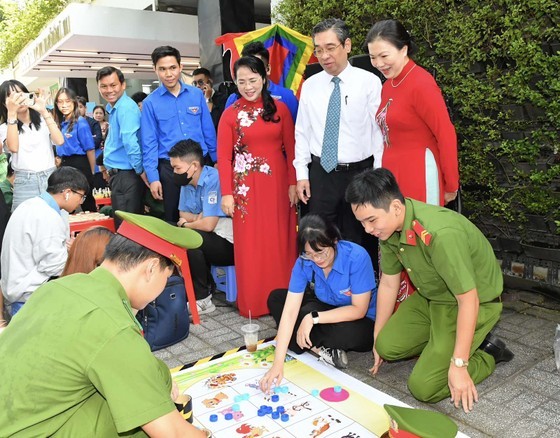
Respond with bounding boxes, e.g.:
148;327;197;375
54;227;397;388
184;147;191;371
376;291;502;403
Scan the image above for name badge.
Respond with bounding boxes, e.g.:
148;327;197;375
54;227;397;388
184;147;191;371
208;191;218;205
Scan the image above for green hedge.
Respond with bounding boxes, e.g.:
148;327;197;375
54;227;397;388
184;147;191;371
275;0;560;239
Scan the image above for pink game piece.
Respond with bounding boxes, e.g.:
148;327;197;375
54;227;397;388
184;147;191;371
319;387;350;402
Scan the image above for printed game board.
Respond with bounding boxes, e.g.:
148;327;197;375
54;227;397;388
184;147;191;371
171;340;468;438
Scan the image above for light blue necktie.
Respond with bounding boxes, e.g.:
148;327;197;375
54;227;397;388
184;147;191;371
321;76;342;173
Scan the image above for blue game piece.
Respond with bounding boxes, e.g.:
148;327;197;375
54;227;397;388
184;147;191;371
281;413;290;422
266;406;273;414
272;411;280;420
258;409;266;417
271;394;279;402
282;386;289;393
225;413;233;420
277;406;285;414
209;414;218;422
334;386;342;393
311;389;319;397
274;386;281;394
260;405;267;410
232;404;241;412
234;395;242;403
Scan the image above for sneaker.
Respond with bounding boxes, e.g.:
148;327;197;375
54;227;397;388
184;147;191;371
188;295;216;315
317;346;348;369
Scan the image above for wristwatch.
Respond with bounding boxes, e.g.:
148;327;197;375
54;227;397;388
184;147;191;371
7;119;18;125
310;311;319;325
451;357;469;367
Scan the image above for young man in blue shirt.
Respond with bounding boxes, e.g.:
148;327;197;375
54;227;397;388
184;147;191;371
169;139;234;315
96;67;147;226
225;41;299;123
142;46;217;223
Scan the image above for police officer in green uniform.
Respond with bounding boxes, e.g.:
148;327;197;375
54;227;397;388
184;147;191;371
346;168;513;413
0;214;208;437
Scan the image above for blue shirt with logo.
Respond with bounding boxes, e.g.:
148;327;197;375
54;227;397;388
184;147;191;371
141;82;217;183
56;117;95;157
104;94;143;174
288;240;377;321
178;166;226;217
225;80;299;123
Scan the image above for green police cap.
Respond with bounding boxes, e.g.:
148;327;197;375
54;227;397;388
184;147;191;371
384;404;458;438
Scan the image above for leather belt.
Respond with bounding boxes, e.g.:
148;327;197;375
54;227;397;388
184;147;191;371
311;155;374;172
107;168;133;177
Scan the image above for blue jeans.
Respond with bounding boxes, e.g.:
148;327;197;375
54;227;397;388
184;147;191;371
12;167;55;212
9;301;25;316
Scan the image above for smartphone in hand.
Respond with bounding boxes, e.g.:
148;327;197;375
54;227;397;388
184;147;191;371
23;93;35;106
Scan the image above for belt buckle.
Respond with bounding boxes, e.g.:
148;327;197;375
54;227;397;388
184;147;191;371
335;163;350;172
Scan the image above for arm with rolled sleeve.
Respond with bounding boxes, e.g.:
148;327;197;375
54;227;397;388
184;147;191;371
118;107;143;174
199;94;217;162
141;100;160;182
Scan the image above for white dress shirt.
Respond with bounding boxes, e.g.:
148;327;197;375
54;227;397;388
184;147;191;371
293;63;383;180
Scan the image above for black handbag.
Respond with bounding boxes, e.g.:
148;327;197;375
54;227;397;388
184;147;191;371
136;275;190;351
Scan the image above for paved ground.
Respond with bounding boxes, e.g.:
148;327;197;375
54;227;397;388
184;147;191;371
154;289;560;437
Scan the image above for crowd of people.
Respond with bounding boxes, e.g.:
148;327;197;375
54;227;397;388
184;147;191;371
0;16;514;437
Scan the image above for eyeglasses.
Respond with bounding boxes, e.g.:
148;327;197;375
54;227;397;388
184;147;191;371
70;189;86;203
300;248;330;262
192;79;207;87
313;43;343;57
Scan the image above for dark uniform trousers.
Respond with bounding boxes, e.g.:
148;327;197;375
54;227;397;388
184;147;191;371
186;229;234;300
268;288;374;354
308;155;374;244
109;170;145;228
60;155;96;212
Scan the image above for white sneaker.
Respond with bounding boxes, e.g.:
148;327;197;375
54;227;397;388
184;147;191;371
188;295;216;315
317;346;348;369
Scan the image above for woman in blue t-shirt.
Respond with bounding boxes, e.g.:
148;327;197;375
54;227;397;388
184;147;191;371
53;88;96;212
260;214;377;391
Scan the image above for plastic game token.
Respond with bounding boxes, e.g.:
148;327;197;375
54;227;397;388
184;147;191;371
280;386;289;393
273;387;281;394
232;404;241;411
281;413;290;422
311;389;320;397
272;411;280;419
260;405;267;410
225;413;233;420
271;394;279;402
266;406;273;414
258;409;266;417
277;406;285;414
242;393;250;400
234;395;242;403
209;414;218;422
334;386;342;393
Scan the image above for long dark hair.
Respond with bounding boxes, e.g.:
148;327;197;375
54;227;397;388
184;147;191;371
0;80;42;132
53;87;80;133
233;56;279;123
365;19;418;57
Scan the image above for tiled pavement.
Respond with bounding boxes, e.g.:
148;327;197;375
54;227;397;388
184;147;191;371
154;289;560;437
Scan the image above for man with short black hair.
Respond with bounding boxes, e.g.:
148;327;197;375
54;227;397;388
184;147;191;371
131;91;148;111
0;214;207;437
96;66;147;225
142;46;216;223
1;166;88;316
346;168;513;413
192;67;227;130
169;139;234;315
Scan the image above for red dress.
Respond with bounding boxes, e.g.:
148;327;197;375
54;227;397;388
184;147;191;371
376;60;459;206
218;97;297;318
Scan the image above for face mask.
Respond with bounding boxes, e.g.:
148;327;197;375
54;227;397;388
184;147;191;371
173;164;193;186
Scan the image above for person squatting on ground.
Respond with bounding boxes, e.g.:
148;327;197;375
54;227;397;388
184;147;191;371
260;214;377;393
0;166;88;317
169;139;234;316
0;80;64;212
346;168;514;413
0;216;208;437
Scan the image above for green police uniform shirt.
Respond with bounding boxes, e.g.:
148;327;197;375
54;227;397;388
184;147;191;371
380;198;502;303
0;267;176;436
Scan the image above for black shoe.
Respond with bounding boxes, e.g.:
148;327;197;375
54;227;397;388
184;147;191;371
479;333;514;364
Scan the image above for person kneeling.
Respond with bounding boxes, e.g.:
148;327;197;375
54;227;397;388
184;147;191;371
346;168;513;414
260;214;377;391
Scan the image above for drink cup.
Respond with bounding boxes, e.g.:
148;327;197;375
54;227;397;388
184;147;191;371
241;323;259;352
